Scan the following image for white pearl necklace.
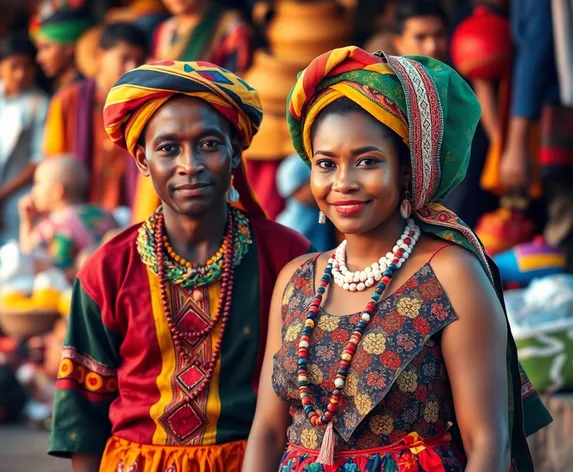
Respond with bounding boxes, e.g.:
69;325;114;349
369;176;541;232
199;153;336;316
331;219;421;292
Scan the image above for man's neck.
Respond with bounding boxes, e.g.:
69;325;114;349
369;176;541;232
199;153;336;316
162;200;228;265
55;66;78;91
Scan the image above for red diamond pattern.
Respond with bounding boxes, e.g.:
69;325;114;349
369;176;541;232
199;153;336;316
176;365;206;393
160;400;208;443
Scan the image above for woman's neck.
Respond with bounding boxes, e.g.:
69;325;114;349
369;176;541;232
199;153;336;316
343;213;406;270
162;200;228;265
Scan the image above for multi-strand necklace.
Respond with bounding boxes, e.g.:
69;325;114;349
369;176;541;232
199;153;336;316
137;206;251;289
137;206;251;401
297;219;420;464
331;222;420;291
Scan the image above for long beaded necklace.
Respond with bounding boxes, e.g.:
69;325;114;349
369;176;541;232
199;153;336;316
297;219;421;465
152;208;238;401
137;207;251;288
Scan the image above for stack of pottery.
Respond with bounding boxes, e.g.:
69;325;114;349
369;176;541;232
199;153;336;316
244;0;353;160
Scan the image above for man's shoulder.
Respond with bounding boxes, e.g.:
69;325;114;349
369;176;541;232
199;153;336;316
77;224;140;290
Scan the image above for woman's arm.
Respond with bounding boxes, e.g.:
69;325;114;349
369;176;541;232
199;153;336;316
431;246;509;472
243;256;311;471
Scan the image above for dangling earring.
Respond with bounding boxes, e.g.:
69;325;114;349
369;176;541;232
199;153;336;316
226;176;240;203
400;190;412;219
318;211;326;224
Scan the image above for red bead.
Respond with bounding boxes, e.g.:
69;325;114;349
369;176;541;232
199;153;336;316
381;276;391;285
327;403;337;413
346;343;357;354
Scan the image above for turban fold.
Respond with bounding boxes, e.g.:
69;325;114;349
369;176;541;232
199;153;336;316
103;60;265;218
31;6;94;45
287;46;487;277
104;60;262;156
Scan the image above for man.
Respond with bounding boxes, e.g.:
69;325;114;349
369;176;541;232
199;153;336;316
43;22;148;211
47;60;312;471
392;0;449;62
129;0;254;222
31;2;94;92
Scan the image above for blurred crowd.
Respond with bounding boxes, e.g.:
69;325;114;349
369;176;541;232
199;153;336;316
0;0;571;441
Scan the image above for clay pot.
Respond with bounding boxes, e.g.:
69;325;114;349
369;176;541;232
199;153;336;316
244;112;294;160
451;6;512;80
0;308;60;342
254;0;352;66
243;50;301;115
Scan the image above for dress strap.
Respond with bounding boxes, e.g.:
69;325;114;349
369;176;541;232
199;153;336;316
428;244;452;263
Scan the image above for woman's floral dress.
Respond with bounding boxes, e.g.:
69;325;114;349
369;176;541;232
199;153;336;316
272;257;466;472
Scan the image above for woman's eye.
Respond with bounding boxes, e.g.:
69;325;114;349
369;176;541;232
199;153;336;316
200;140;221;150
316;160;335;169
158;144;180;154
357;157;379;167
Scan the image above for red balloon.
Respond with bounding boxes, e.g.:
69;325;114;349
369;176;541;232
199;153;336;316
451;6;512;80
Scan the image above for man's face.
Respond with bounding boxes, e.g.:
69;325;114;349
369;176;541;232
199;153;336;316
35;37;74;78
97;42;147;91
393;15;449;62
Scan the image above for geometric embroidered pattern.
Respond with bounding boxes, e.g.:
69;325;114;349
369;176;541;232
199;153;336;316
159;400;208;444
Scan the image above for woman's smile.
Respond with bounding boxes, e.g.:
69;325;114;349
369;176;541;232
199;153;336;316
331;199;371;216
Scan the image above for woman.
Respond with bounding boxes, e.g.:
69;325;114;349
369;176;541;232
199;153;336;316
0;32;49;244
244;47;550;471
47;60;312;471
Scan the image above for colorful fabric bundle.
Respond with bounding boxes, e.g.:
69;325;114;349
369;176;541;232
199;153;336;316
494;237;566;288
103;60;265;218
30;2;94;45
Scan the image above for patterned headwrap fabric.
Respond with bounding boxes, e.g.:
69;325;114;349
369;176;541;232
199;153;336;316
103;60;265;217
287;46;490;279
287;46;547;472
30;4;94;45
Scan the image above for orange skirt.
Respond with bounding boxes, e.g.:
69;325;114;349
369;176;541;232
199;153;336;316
99;436;246;472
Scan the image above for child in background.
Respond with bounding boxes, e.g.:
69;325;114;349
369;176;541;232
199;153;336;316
276;154;335;252
0;32;49;244
18;155;117;277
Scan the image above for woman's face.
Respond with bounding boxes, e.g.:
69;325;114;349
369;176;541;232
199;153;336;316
310;111;407;235
135;95;241;218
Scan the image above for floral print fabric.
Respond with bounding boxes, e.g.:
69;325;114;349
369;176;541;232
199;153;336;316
272;257;465;470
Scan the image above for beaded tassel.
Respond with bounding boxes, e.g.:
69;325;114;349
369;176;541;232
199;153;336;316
316;421;335;465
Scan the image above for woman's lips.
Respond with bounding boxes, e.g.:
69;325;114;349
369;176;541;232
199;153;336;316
331;200;369;216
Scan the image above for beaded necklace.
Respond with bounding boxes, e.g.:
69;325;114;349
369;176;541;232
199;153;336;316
137;206;251;288
152;208;238;400
297;219;420;465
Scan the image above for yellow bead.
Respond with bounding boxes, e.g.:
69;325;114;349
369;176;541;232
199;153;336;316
305;319;315;328
340;352;352;362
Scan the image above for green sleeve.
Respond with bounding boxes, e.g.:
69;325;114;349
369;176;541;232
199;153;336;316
48;279;122;458
50;233;76;269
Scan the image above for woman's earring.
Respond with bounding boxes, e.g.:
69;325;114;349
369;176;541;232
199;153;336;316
318;211;326;224
400;190;412;219
226;176;240;203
